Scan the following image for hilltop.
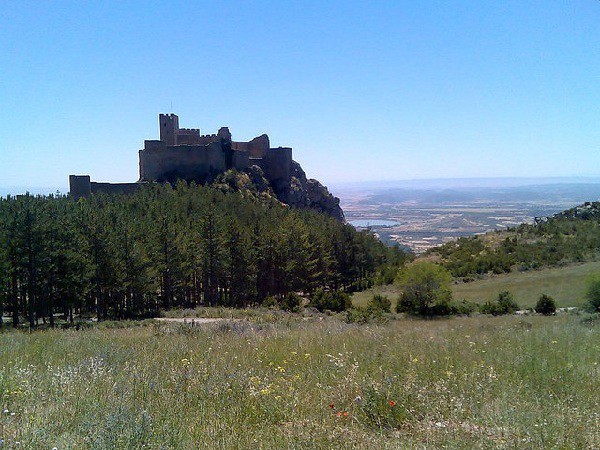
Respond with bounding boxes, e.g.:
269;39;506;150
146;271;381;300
69;113;344;221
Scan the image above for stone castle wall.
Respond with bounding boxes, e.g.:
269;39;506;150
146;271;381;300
70;114;293;198
139;141;228;183
265;147;292;182
69;175;143;200
232;134;270;158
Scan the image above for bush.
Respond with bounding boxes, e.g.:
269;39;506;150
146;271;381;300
346;306;384;324
310;289;352;312
346;294;392;324
480;291;520;316
281;292;302;312
480;301;500;315
395;293;417;314
262;296;278;309
585;276;600;313
535;294;556;315
449;299;477;316
429;300;454;316
368;295;391;313
498;291;519;314
395;262;453;316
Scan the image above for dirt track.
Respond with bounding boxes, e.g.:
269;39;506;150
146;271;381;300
154;317;234;324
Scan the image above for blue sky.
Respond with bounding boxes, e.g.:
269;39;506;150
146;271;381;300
1;1;598;192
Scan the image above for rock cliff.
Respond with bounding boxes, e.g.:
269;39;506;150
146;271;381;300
213;161;344;221
282;161;344;221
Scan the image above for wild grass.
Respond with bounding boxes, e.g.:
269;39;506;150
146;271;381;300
452;261;600;308
353;260;600;309
160;306;298;322
0;314;598;449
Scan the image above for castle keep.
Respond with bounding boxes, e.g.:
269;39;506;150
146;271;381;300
69;114;293;199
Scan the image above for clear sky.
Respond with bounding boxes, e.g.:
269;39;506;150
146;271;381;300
1;1;598;192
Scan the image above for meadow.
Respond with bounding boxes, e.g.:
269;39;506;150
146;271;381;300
353;260;600;310
0;313;598;449
452;261;600;308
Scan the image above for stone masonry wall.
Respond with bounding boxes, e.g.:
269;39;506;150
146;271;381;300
139;141;227;182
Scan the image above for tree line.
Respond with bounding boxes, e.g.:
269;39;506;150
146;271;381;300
0;183;401;327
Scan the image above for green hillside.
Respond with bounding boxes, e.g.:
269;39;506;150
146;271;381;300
427;202;600;278
451;260;600;308
353;260;600;309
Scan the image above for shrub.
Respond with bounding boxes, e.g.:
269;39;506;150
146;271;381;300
585;276;600;313
429;299;454;316
281;292;302;312
479;301;501;315
449;299;477;316
395;262;453;316
368;295;391;313
310;289;352;312
480;291;520;316
346;306;384;324
535;294;556;315
498;291;519;314
395;293;417;314
262;296;278;309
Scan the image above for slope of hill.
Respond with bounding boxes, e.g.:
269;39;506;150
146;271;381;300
451;260;600;308
338;181;600;252
426;201;600;277
353;260;600;309
352;202;600;310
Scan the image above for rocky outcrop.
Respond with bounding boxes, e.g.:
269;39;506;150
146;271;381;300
305;178;344;221
270;161;344;221
214;161;344;221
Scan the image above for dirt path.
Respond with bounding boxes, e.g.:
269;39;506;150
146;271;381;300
155;317;236;324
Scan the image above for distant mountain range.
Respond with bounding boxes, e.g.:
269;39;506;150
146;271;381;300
330;177;600;193
359;183;600;205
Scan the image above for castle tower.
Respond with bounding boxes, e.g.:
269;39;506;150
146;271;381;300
159;113;179;146
217;127;232;142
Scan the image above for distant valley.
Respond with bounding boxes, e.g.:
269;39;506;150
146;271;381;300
333;179;600;253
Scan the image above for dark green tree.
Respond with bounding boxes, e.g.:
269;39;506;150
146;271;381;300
535;294;556;315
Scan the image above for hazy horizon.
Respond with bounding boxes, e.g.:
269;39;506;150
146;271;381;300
5;175;600;199
329;176;600;192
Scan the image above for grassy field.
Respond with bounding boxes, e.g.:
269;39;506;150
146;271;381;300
452;261;600;308
0;314;598;449
353;261;600;309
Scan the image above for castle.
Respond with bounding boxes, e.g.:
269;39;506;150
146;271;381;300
69;113;293;199
69;113;344;220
